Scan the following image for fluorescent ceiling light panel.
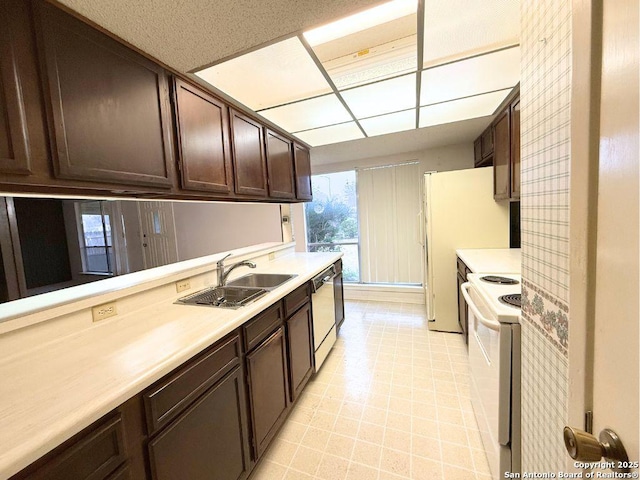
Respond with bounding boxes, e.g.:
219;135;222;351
195;37;331;110
259;94;352;133
304;0;417;47
294;122;364;147
341;73;416;119
360;109;416;137
420;47;520;105
322;35;417;90
419;89;510;128
422;0;520;67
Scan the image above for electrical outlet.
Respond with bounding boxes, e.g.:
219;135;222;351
176;279;191;293
92;302;117;322
268;252;276;261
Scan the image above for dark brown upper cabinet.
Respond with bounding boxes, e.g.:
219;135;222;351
0;0;33;175
173;78;234;194
36;2;174;188
293;144;312;201
493;108;511;201
229;109;267;197
265;129;295;199
510;98;521;200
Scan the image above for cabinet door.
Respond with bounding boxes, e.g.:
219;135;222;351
481;126;494;159
493;109;511;200
0;0;33;175
246;326;289;459
286;303;314;402
510;98;521;200
265;129;295;199
37;2;173;188
173;78;233;194
457;272;468;345
229;109;267;197
473;137;482;167
334;272;345;332
293;144;312;201
148;367;251;480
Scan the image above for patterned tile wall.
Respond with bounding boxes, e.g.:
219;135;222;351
520;0;572;473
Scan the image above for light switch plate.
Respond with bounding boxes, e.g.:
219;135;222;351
176;279;191;293
92;302;117;322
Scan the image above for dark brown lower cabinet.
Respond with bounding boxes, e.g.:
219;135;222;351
286;303;314;402
456;257;472;345
246;326;290;459
10;413;127;480
148;366;251;480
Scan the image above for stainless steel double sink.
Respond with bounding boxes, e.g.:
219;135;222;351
176;273;297;308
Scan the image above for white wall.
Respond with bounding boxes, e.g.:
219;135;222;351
311;142;474;175
172;202;283;261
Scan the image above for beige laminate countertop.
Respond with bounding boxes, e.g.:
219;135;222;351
455;248;521;274
0;251;341;479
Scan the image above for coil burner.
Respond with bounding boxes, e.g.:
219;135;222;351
499;294;521;308
480;275;519;285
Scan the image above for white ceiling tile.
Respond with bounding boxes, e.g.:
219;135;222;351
422;0;520;67
420;47;520;105
419;89;510;128
195;37;331;110
341;73;417;119
259;94;352;132
294;122;365;146
360;109;416;136
304;0;417;47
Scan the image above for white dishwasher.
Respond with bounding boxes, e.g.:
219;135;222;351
311;265;337;371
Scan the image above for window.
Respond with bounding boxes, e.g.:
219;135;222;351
75;201;114;274
305;163;423;286
305;171;360;281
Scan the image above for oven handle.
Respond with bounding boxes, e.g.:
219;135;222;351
460;282;501;331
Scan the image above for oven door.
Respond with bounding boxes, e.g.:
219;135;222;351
461;282;513;479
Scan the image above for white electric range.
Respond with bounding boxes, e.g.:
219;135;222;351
460;273;521;480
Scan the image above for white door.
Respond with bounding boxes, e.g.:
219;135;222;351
138;201;179;269
567;0;638;466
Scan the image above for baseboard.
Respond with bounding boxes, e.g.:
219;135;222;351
343;283;425;304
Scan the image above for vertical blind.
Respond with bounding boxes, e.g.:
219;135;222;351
358;162;422;284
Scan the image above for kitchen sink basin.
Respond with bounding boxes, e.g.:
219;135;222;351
176;286;267;308
226;273;297;289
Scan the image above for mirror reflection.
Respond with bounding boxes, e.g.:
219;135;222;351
0;197;284;303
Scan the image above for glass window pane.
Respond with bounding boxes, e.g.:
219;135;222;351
305;171;359;282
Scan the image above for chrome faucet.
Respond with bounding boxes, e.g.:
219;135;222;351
217;253;256;286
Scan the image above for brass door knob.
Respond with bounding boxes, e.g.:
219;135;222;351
563;426;630;473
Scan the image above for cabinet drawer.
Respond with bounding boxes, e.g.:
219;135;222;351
284;283;311;318
243;301;283;352
13;414;125;480
144;333;241;435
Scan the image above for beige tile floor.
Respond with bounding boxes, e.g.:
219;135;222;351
251;300;492;480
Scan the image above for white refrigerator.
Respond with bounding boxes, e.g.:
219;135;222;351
423;167;510;332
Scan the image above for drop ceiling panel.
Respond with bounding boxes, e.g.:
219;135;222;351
360;109;416;136
420;47;520;105
259;94;352;132
195;37;331;110
419;89;510;128
341;73;417;119
422;0;520;67
294;122;364;146
312;15;418;90
304;0;417;47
